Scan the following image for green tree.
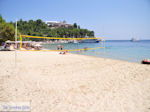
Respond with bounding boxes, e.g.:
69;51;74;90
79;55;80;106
73;23;78;28
0;16;15;43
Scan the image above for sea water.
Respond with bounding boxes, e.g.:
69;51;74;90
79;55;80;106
43;40;150;63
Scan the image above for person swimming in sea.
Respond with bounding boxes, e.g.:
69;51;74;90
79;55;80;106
57;45;64;50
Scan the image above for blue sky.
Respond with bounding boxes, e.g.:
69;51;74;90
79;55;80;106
0;0;150;40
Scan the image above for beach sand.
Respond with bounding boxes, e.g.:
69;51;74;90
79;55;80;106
0;51;150;112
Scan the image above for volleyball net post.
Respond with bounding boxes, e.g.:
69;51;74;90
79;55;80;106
20;35;23;49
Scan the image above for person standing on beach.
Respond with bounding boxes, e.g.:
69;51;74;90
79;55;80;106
60;45;64;50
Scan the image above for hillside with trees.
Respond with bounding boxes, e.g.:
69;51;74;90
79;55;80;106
0;16;95;43
14;19;94;38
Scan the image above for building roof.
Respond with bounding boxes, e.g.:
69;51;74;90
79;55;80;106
45;21;59;24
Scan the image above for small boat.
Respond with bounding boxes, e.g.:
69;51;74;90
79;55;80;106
131;38;140;42
141;59;150;64
80;39;100;43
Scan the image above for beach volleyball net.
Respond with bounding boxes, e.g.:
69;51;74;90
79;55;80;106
19;35;105;52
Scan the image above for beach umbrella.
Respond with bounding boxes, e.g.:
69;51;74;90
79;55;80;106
5;40;12;43
34;44;42;47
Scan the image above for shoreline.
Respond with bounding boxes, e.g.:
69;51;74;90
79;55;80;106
0;50;144;64
18;50;143;64
69;51;140;64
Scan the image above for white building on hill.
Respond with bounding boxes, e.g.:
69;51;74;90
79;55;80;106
45;21;73;28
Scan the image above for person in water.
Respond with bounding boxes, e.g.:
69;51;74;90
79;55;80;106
60;45;64;50
57;45;61;50
57;45;64;50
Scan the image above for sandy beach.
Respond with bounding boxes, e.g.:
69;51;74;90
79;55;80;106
0;51;150;112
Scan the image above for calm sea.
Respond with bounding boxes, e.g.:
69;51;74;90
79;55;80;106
44;40;150;63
